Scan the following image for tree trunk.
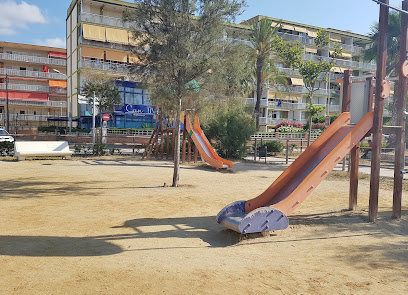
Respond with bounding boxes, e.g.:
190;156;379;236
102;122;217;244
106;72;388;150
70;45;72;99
255;57;265;131
172;95;182;187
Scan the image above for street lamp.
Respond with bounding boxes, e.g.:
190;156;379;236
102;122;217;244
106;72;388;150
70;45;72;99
5;73;10;132
53;69;71;139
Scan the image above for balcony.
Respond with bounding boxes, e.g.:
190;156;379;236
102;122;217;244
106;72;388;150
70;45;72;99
302;54;377;71
78;59;132;74
0;98;66;108
79;36;135;52
79;12;132;29
278;67;342;80
0;52;66;67
276;32;365;54
0;83;67;94
0;113;49;122
0;68;66;80
245;98;268;107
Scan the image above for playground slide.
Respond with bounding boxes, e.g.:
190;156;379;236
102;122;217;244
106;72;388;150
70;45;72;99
217;112;374;234
185;114;233;169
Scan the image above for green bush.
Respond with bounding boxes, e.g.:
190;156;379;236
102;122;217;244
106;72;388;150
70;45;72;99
0;141;14;156
276;126;304;133
261;140;284;154
204;105;255;159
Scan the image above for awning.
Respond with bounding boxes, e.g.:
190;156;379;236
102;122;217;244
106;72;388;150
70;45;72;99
307;29;318;38
330;33;342;42
268;91;276;98
105;50;127;62
281;24;294;31
291;78;304;86
341;52;352;58
106;27;129;44
305;46;317;53
83;24;106;42
49;80;67;88
48;51;67;58
294;26;307;33
129;54;140;64
289;95;301;101
332;67;348;73
81;47;104;59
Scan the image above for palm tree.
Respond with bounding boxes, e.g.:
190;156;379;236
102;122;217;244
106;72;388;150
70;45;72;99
249;18;281;130
364;11;401;76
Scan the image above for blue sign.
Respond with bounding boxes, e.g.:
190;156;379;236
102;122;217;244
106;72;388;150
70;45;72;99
115;104;155;116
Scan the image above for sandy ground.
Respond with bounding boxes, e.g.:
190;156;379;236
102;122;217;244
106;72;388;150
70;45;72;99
1;157;407;295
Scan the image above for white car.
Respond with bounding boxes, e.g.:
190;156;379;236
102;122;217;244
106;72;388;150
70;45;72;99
0;128;14;142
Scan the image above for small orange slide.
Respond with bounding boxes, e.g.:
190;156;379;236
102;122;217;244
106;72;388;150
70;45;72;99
217;112;374;233
184;113;233;169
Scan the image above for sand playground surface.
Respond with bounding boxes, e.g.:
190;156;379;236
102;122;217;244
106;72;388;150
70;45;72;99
1;157;407;294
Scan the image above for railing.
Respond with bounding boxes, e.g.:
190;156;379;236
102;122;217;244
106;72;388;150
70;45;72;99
0;52;66;67
107;129;154;136
251;132;321;140
78;59;132;74
277;32;365;54
278;67;342;80
0;98;66;108
79;12;133;29
0;83;67;94
0;113;49;122
302;54;377;70
79;36;134;52
0;68;66;80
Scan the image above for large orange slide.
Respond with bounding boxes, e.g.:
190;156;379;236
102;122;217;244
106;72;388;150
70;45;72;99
217;112;373;233
185;113;233;169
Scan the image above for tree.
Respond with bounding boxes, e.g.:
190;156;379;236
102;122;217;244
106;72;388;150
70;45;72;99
80;74;121;145
364;11;401;76
248;17;281;130
125;0;246;187
275;29;342;145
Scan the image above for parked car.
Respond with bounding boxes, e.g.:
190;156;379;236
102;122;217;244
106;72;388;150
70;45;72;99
0;128;14;142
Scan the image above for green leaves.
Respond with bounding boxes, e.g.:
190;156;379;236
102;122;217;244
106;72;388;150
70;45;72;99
81;80;121;113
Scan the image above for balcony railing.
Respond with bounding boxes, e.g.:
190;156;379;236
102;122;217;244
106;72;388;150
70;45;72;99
0;68;66;80
278;67;342;80
79;12;132;29
245;98;340;113
0;52;66;67
0;83;67;94
0;98;66;108
302;54;377;70
78;59;132;74
277;32;365;54
79;36;135;52
0;113;49;122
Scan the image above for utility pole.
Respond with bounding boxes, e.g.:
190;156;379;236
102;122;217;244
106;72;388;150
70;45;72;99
92;91;96;145
6;73;9;132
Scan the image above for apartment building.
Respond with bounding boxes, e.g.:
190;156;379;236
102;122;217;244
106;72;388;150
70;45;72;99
66;1;374;131
67;0;154;130
0;42;67;131
240;16;375;132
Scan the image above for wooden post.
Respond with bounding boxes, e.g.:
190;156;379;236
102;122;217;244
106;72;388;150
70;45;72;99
160;113;164;159
182;115;186;163
188;133;192;163
166;129;170;159
254;138;257;161
194;142;198;163
370;0;389;222
285;139;289;164
349;144;360;210
172;129;176;159
300;138;303;153
392;0;408;219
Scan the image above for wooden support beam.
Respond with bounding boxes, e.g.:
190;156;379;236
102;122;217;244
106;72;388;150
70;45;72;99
166;129;170;159
342;70;353;113
188;133;192;163
349;144;360;210
370;0;389;222
160;113;164;159
392;0;408;219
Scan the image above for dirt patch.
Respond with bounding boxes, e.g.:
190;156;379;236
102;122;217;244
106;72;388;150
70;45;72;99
1;159;407;294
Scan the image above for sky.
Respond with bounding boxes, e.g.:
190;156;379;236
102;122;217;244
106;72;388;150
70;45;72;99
0;0;404;49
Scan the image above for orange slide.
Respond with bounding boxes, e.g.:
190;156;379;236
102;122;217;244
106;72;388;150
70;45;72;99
217;112;373;233
185;113;233;169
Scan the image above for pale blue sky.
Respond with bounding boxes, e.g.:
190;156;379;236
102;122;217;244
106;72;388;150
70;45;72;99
0;0;403;48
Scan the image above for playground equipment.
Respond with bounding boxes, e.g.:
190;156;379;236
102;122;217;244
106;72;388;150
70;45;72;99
217;0;408;233
184;113;233;169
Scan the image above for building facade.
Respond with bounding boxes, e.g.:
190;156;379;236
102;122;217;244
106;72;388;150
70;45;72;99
66;0;155;130
0;42;67;131
240;16;375;132
67;1;375;132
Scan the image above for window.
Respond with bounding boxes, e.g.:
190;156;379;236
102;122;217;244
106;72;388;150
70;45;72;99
20;67;26;71
20;111;25;114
